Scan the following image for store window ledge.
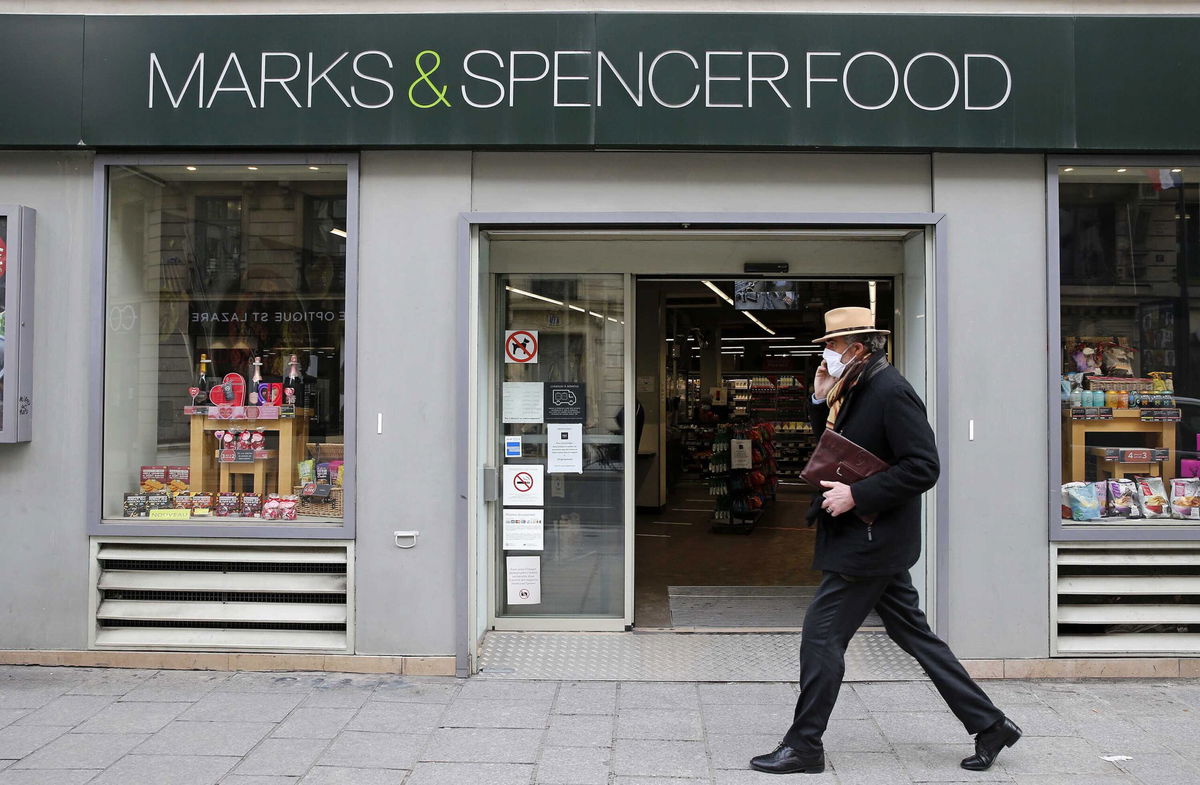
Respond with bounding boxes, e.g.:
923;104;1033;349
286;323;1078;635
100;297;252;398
1053;521;1200;541
91;521;353;539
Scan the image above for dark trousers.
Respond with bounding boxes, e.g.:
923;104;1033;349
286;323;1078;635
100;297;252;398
783;570;1003;753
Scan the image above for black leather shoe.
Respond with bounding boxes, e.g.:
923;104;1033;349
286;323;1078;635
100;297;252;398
961;716;1022;771
750;744;825;774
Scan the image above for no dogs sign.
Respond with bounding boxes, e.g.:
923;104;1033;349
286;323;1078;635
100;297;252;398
505;330;539;364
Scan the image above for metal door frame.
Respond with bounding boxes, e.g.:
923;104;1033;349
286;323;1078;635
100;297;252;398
457;212;947;675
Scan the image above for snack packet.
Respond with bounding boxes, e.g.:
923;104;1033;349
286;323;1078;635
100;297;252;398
241;493;263;518
1135;476;1170;518
278;495;299;521
123;493;149;518
1170;477;1200;519
214;492;241;518
262;495;283;520
1063;482;1101;521
1106;478;1140;518
297;460;315;485
1092;481;1109;517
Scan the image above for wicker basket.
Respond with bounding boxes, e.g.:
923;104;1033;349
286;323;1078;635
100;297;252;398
294;485;344;518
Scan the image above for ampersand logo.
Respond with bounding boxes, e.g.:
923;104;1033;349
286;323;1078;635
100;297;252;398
409;50;452;108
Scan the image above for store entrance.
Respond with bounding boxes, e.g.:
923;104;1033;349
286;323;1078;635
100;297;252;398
479;226;934;646
631;278;895;629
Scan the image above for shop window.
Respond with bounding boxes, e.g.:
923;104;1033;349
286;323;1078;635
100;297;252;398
102;164;349;527
1058;166;1200;527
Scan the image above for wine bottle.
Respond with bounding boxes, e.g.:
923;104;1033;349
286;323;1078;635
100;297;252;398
196;353;211;405
282;354;304;407
248;356;263;405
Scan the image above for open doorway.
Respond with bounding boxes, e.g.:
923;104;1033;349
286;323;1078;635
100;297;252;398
632;277;896;629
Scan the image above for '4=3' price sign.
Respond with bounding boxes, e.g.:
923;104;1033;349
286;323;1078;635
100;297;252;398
505;330;538;364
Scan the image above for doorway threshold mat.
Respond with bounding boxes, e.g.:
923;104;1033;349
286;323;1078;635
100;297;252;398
669;585;884;629
477;630;923;682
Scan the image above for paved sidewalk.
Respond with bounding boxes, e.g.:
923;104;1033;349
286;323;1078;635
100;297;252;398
0;667;1196;784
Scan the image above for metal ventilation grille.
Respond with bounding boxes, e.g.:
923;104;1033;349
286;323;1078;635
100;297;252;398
92;540;352;652
1055;544;1200;656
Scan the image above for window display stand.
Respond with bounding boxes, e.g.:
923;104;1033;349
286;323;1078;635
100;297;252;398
1061;409;1177;483
189;410;311;496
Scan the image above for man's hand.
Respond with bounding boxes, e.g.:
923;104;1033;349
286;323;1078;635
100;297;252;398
813;361;835;401
819;480;856;516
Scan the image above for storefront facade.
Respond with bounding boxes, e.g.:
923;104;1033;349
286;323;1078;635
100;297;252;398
0;4;1198;676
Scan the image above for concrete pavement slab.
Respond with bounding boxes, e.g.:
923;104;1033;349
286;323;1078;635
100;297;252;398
135;721;274;757
345;701;446;734
271;708;356;739
618;683;699;711
317;730;427;769
616;708;703;741
871;710;970;746
439;698;551;729
612;739;709;779
704;733;781;771
371;680;461;704
232;738;327;777
894;743;1014;782
405;762;533;784
14;695;114;726
87;754;239;785
826;751;914;785
73;701;190;734
422;727;543;764
11;731;146;769
536;746;610;784
299;767;407;784
543;714;614;747
821;719;891;753
120;672;232;703
698;683;797;706
0;771;101;785
220;777;299;785
0;724;70;758
554;683;617;716
700;703;792;735
181;692;305;723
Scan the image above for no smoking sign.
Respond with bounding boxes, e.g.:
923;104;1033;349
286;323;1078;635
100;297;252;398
502;464;544;506
504;330;539;364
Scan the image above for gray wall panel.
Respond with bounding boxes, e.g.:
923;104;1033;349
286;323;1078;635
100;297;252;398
472;153;932;214
354;151;473;655
933;153;1049;659
0;152;94;649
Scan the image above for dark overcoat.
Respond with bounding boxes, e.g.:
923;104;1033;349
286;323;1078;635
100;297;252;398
807;353;940;576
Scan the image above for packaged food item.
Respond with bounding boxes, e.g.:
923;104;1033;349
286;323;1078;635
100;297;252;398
1062;482;1101;521
190;492;214;514
337;464;344;486
262;495;283;520
297;460;315;484
241;493;263;518
315;463;330;483
123;493;149;517
1170;477;1200;519
1106;479;1140;518
140;465;168;492
173;492;195;510
279;495;299;521
1135;476;1170;518
147;491;172;511
166;466;190;493
1092;481;1109;516
214;492;241;517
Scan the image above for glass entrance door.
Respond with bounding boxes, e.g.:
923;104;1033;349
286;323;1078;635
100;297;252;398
492;274;629;624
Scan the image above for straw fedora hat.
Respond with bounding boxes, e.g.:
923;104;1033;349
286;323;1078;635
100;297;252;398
812;306;891;344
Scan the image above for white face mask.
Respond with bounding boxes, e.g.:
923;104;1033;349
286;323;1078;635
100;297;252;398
822;346;851;378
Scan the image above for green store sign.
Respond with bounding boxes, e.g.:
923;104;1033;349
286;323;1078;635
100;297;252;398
1;13;1197;150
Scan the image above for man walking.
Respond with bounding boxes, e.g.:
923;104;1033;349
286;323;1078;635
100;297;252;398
751;307;1021;775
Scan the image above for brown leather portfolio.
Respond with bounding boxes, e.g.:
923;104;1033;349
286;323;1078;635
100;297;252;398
801;429;890;523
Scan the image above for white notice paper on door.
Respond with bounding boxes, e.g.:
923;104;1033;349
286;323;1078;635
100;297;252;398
502;382;544;424
503;464;545;506
503;508;544;551
506;555;542;604
547;423;583;474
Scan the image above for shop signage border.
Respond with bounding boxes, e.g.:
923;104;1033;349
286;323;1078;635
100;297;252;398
2;13;1199;150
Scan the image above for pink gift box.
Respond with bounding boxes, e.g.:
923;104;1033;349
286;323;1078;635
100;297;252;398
1181;459;1200;479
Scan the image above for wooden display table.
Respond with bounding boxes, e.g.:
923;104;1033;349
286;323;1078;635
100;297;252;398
1062;409;1177;483
189;410;310;496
